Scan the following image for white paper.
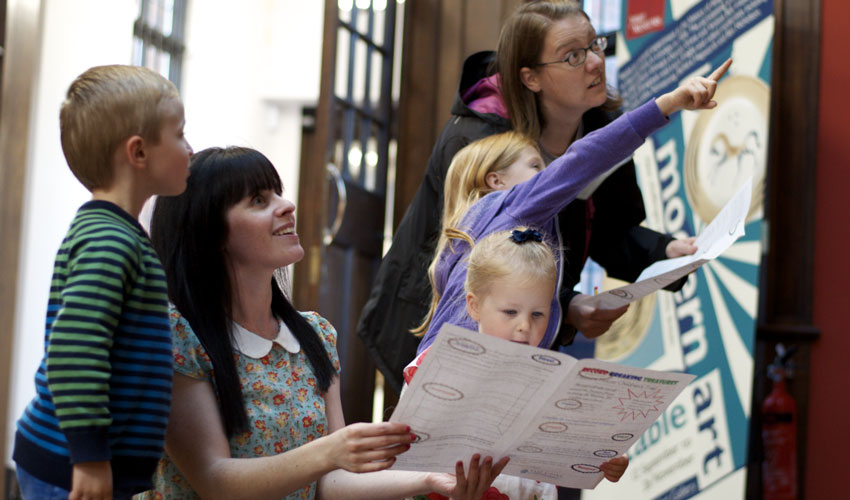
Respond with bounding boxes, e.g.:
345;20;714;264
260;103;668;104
573;177;753;311
389;324;695;489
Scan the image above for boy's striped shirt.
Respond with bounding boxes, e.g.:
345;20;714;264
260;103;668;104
14;200;173;492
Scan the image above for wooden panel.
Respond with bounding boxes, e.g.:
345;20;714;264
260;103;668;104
0;0;42;495
464;0;503;57
293;0;336;310
761;0;821;329
435;0;463;139
748;0;822;498
394;0;440;228
395;0;523;224
331;179;385;259
0;0;6;118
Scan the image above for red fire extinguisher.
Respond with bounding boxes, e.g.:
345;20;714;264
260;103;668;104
761;343;797;500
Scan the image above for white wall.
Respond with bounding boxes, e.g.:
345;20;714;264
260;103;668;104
181;0;324;204
6;0;139;466
6;0;323;464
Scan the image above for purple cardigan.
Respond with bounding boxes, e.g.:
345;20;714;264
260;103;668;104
417;99;668;354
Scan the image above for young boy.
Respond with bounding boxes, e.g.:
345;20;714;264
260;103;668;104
13;65;192;500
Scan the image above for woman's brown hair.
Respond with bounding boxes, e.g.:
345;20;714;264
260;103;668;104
497;0;622;139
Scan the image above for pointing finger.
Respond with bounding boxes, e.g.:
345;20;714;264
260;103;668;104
707;58;732;81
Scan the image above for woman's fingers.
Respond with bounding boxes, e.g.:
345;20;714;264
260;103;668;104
345;421;412;439
339;422;415;450
329;422;416;472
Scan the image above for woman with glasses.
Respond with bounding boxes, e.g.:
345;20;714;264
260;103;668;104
358;0;698;391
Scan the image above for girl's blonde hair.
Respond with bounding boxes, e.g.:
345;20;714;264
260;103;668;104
412;131;540;335
465;228;557;300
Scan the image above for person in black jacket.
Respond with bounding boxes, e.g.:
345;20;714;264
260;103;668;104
357;1;695;394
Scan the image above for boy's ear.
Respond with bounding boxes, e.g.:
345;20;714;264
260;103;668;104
466;292;481;321
124;135;147;170
520;66;542;93
485;172;505;191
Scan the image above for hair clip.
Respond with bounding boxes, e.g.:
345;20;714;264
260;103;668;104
510;228;543;244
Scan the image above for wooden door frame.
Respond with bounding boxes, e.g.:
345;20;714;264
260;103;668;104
293;0;335;310
748;0;821;498
1;0;42;495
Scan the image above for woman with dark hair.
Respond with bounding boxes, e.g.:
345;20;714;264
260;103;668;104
141;147;506;499
358;0;698;390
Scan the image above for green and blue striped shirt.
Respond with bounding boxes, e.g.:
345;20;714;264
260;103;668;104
14;200;173;493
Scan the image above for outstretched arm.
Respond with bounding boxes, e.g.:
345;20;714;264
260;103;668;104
656;59;732;116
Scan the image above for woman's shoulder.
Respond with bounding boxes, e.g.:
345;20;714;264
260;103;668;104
299;311;337;340
168;304;212;377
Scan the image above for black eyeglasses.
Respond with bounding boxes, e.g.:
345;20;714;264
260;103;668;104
535;36;608;68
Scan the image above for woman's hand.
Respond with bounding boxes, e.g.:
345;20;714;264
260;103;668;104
426;454;510;500
600;453;629;482
567;298;629;339
325;422;415;473
666;236;698;258
656;58;732;116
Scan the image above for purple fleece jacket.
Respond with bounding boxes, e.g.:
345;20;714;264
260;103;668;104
417;99;669;355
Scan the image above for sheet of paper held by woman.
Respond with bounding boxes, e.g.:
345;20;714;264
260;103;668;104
572;176;753;311
389;325;695;489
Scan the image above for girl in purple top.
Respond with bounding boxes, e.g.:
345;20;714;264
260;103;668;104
415;59;732;355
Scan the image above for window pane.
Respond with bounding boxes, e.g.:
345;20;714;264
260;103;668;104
162;0;174;36
335;27;351;99
352;38;368;105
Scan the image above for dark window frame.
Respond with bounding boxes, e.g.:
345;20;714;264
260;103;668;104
133;0;188;88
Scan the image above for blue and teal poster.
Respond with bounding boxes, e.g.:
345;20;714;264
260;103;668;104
578;1;773;498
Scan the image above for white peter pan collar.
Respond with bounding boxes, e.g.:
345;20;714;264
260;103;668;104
232;319;301;358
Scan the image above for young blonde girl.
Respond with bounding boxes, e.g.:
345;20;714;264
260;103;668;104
413;60;731;357
412;131;540;338
404;228;628;500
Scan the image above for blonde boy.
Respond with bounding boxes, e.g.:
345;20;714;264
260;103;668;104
13;65;192;500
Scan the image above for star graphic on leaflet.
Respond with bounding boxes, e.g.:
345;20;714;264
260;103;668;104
612;388;664;421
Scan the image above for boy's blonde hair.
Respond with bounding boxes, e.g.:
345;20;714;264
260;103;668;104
60;65;180;191
412;131;540;335
465;228;557;299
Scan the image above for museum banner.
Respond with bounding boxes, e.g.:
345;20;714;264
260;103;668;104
581;0;773;498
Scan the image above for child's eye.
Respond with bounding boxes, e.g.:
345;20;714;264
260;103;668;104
502;309;517;316
532;311;545;319
251;194;266;205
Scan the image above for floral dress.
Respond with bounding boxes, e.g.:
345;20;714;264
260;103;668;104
138;308;340;500
404;348;557;500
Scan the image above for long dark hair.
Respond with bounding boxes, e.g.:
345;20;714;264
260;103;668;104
151;146;337;437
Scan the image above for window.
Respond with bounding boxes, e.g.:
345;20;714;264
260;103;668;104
132;0;187;87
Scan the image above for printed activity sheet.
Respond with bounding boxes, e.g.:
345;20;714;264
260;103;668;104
572;176;753;311
389;324;695;489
